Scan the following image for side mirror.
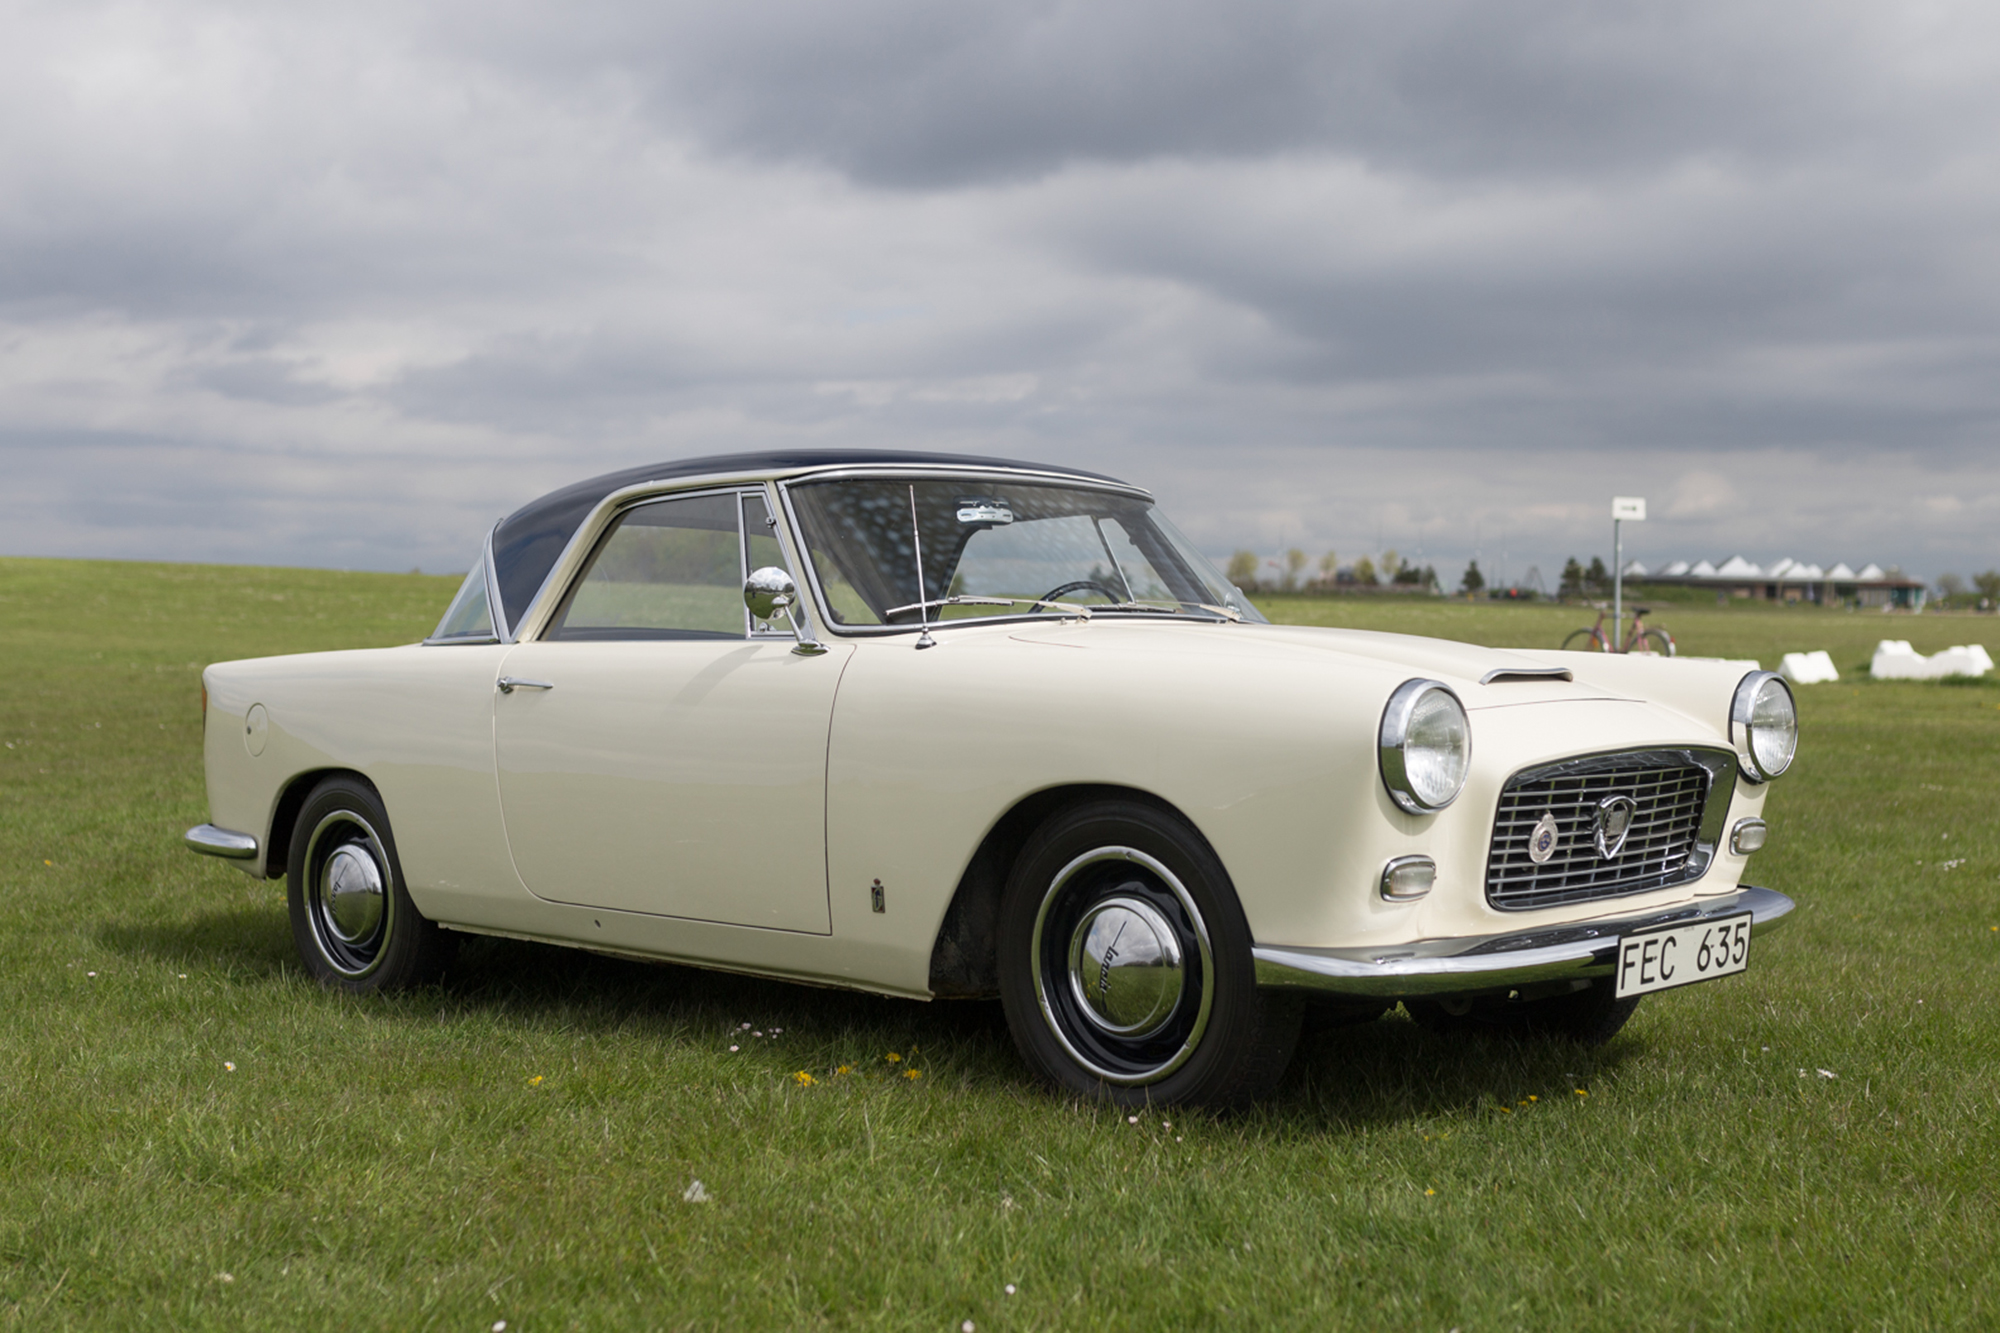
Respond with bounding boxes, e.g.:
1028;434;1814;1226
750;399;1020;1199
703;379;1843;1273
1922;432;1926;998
744;567;826;656
744;566;796;621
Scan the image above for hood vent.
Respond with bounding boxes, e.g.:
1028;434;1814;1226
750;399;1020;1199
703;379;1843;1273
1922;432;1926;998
1479;667;1574;685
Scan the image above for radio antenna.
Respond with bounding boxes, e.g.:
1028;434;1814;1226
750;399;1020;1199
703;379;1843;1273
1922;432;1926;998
909;484;937;649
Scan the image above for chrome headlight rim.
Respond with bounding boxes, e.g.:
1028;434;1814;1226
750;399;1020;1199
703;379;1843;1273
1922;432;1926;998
1730;670;1797;783
1379;678;1472;815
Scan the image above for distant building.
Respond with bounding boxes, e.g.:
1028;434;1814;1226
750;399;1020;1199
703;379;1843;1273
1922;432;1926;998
1631;557;1928;609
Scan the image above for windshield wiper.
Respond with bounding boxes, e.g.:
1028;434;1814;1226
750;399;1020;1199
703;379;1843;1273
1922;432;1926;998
883;595;1098;618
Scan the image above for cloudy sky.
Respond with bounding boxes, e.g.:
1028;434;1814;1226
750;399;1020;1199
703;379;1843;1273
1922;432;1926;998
5;0;1998;588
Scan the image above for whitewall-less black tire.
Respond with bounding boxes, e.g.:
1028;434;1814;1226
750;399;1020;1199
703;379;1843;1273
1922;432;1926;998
997;799;1301;1108
286;775;455;992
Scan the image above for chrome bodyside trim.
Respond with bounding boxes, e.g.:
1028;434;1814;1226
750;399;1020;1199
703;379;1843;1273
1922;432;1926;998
185;824;259;859
1377;679;1470;815
1479;667;1574;684
1253;884;1794;999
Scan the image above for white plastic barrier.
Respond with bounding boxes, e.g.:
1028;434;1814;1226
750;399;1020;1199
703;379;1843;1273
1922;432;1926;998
1869;640;1992;680
1779;650;1840;684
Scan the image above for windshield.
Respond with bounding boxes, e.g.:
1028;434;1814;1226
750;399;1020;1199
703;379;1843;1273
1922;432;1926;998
787;477;1265;628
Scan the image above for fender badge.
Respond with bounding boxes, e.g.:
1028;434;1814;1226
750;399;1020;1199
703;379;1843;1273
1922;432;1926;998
1528;811;1560;864
1594;794;1638;860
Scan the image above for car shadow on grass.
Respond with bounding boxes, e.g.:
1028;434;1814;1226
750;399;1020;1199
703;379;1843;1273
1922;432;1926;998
95;901;295;979
1274;1009;1641;1131
94;908;1634;1129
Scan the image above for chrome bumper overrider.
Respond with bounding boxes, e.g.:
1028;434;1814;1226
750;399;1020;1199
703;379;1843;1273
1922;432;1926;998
185;824;259;859
1253;885;1794;999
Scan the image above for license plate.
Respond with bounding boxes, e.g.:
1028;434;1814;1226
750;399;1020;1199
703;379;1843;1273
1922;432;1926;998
1613;912;1752;998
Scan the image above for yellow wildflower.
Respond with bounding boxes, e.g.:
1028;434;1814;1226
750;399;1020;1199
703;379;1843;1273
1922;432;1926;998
793;1070;817;1087
904;1069;922;1080
836;1065;852;1075
885;1052;901;1063
527;1075;543;1086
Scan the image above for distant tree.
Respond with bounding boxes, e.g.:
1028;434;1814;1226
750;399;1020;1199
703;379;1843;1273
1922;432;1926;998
1585;556;1609;591
1318;550;1339;582
1353;556;1379;586
1380;549;1402;583
1284;548;1307;591
1938;572;1967;598
1421;564;1439;592
1226;551;1259;588
1460;560;1485;595
1973;570;2000;605
1393;562;1425;586
1559;557;1585;598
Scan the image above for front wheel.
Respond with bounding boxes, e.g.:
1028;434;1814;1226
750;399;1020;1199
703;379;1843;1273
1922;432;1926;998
1562;628;1607;652
287;775;456;993
997;799;1300;1108
1634;628;1676;656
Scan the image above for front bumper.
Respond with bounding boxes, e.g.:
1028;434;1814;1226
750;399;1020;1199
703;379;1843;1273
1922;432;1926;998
1253;884;1793;1000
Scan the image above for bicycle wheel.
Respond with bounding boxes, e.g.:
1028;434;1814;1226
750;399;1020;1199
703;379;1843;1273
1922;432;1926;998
1634;628;1675;656
1562;628;1607;651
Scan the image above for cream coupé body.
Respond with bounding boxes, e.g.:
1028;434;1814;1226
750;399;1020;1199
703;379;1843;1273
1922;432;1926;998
189;451;1797;1106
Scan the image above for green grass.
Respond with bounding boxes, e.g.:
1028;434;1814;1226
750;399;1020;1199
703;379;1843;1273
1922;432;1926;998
3;556;1998;1331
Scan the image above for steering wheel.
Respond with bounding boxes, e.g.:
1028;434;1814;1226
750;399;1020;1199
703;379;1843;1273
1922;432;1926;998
1036;580;1122;605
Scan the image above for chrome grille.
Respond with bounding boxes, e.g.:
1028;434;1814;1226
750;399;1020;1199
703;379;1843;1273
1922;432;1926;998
1485;750;1728;911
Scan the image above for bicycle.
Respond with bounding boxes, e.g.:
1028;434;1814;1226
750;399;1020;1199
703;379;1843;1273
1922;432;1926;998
1563;603;1676;655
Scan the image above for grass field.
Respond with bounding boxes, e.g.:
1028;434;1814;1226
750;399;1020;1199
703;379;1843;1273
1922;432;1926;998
3;557;1997;1331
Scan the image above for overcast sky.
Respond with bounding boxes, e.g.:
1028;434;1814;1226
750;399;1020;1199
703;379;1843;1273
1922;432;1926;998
5;0;1998;588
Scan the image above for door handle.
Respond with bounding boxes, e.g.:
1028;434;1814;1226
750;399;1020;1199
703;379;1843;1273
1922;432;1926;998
497;676;555;694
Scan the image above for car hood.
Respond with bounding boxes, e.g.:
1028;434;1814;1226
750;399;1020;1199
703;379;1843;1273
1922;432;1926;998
1003;619;1628;707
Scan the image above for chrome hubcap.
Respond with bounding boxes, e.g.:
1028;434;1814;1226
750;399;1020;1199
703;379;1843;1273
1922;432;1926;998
322;844;385;943
303;809;394;977
1031;846;1214;1086
1068;897;1185;1037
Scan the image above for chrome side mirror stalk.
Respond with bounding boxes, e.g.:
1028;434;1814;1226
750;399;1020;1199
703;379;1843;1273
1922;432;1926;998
744;567;827;656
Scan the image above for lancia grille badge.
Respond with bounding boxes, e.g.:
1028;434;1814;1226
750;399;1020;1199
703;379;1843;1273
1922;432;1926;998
1593;794;1639;860
1527;811;1560;864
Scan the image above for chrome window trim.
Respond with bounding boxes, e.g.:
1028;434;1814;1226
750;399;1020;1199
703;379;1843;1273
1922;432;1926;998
484;522;513;643
526;483;790;644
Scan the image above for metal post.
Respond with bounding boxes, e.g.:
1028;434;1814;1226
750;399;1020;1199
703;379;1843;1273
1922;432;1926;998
1612;517;1623;653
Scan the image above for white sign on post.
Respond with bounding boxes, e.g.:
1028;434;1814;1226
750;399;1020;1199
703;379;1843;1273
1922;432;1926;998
1612;496;1647;521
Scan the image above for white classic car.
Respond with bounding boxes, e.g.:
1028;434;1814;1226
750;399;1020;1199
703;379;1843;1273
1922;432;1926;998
187;451;1797;1107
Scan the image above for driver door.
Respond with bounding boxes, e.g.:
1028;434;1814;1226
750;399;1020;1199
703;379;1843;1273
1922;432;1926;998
493;488;848;934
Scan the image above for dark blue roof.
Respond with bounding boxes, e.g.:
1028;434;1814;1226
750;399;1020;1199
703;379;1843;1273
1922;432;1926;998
488;449;1126;632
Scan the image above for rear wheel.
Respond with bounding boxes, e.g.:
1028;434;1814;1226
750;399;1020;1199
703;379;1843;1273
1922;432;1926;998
997;799;1300;1108
287;775;455;992
1404;980;1640;1047
1562;628;1607;652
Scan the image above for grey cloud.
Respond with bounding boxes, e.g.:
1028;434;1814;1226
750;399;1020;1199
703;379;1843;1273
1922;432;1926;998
442;0;1991;186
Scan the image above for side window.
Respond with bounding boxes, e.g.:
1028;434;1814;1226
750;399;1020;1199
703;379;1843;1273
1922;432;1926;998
549;493;745;640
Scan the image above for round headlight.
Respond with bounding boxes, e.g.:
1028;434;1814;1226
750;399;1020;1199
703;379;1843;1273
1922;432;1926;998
1379;679;1471;814
1730;670;1797;782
